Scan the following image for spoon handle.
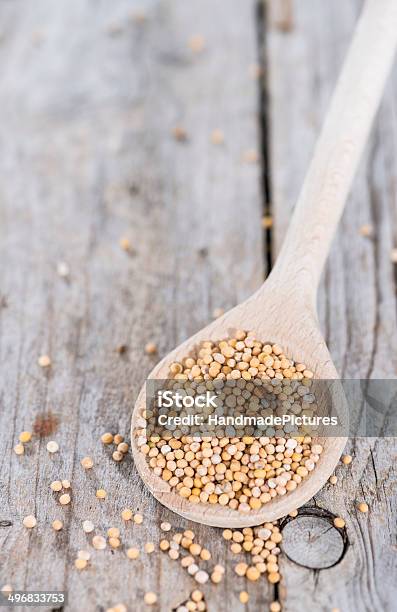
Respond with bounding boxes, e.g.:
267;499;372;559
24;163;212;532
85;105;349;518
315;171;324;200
268;0;397;307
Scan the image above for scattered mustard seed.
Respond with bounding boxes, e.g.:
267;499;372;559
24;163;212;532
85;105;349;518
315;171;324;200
23;515;37;529
210;571;223;584
188;35;205;53
114;434;124;445
109;537;121;549
113;451;124;462
74;558;87;570
359;224;373;237
342;455;352;465
57;262;70;278
38;355;51;368
262;215;273;229
333;517;346;529
96;489;107;499
239;591;249;604
101;433;114;445
288;510;298;517
144;592;157;605
119;237;132;252
61;480;71;489
46;441;59;454
14;444;24;455
121;508;133;521
329;475;338;485
172;126;188;142
117;442;129;453
50;481;61;494
160;521;171;531
357;502;369;513
210;129;224;145
59;494;71;506
126;547;139;559
108;527;120;538
145;342;157;355
92;535;106;550
78;550;91;561
19;431;32;443
270;603;282;612
52;520;63;531
83;520;95;533
81;456;94;469
133;513;143;524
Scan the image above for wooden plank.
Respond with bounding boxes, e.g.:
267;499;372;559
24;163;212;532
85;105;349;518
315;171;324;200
0;0;268;611
266;1;397;610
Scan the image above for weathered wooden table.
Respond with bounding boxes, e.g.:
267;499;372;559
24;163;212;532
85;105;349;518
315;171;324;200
1;1;396;611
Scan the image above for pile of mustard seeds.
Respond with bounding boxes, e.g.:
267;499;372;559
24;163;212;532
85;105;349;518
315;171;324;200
137;332;323;513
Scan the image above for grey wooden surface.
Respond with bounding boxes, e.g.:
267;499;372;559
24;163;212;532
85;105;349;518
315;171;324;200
0;1;396;611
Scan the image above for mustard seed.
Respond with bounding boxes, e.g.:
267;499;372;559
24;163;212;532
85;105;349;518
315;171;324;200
59;494;71;505
188;35;205;53
172;126;188;141
210;571;223;584
270;603;282;612
144;542;155;554
121;508;133;521
262;215;273;229
210;129;224;145
113;451;124;462
119;237;132;252
47;441;59;454
329;475;338;485
107;527;120;538
145;342;157;355
38;355;51;368
14;444;24;455
109;537;121;548
357;502;369;513
81;457;94;469
126;547;139;559
62;480;71;489
159;539;170;551
96;489;107;499
82;520;94;533
133;513;143;524
101;433;114;444
92;535;106;550
74;558;87;570
114;434;124;444
117;442;129;453
333;517;345;529
194;571;209;585
78;550;91;561
19;431;32;443
239;591;249;604
23;515;37;529
235;563;248;577
144;592;157;605
52;520;63;531
160;521;171;532
342;455;352;465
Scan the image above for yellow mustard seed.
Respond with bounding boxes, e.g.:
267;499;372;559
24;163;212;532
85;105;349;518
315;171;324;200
82;520;94;533
133;513;143;524
117;442;129;453
144;542;155;554
239;591;249;604
210;129;224;145
261;215;273;229
160;521;171;532
119;237;132;252
19;431;32;443
74;558;87;570
329;475;338;485
144;592;157;605
81;456;94;469
47;441;59;453
126;547;139;559
113;451;124;462
121;508;133;521
96;489;107;499
107;527;120;538
109;537;121;548
101;433;114;444
114;434;124;445
14;444;24;455
59;494;71;505
172;126;188;141
77;550;91;561
62;480;71;489
23;515;37;529
270;603;282;612
342;455;352;465
357;502;369;513
145;342;157;355
159;539;170;551
188;34;205;53
92;535;106;550
52;520;63;531
210;571;223;584
333;517;345;529
38;355;51;368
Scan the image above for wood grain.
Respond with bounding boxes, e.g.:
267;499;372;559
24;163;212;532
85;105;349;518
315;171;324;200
0;0;268;610
267;0;397;610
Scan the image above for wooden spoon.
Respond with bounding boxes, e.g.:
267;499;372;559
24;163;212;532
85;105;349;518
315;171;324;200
131;0;397;527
